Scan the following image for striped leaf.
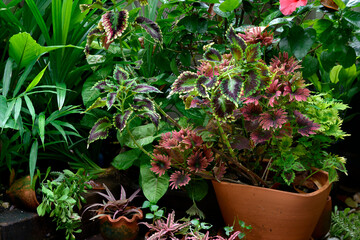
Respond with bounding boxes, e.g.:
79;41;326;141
114;110;133;132
226;27;247;52
88;117;112;147
220;75;243;104
204;48;222;62
170;71;198;96
135;17;163;43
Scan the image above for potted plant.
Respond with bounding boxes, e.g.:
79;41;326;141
150;26;348;239
83;184;143;240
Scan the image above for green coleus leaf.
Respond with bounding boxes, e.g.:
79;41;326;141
135;16;163;43
113;65;129;84
291;162;306;172
226;27;246;52
114;110;133;132
255;62;272;86
204;48;222;62
133;84;162;93
281;171;295;185
196;76;216;98
170;71;198;96
245;43;261;63
102;10;129;44
220;75;243;104
211;91;236;121
84;97;106;113
87;117;112;147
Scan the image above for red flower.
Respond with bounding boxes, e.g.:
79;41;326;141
187;150;209;172
150;154;171;176
238;27;274;47
280;0;307;16
169;171;191;189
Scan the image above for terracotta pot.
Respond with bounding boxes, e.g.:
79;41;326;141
98;208;143;240
312;196;332;239
212;170;332;240
6;175;39;211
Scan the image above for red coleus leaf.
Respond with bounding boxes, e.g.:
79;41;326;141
259;109;288;130
102;10;129;44
87;117;112;147
294;110;320;136
169;171;191;189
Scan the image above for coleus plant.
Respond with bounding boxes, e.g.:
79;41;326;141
85;65;161;147
167;26;348;186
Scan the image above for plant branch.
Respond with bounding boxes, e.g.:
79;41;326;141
154;102;182;130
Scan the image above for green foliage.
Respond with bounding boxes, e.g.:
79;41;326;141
37;169;92;240
140;164;169;203
330;206;360;240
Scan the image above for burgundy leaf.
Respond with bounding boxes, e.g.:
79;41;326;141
226;27;247;52
133;84;162;93
250;128;272;144
220;75;243;104
294;110;320;136
230;44;244;62
211;91;236;121
243;70;260;97
231;136;251;150
204;48;222;62
135;17;162;43
114;110;133;132
102;10;129;44
170;71;198;96
245;43;261;63
87;117;112;147
196;76;214;98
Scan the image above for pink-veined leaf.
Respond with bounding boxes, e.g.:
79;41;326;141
87;117;112;147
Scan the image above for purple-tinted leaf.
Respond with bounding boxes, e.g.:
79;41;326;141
132;96;155;111
230;44;243;62
196;76;210;98
102;10;129;44
114;110;133;132
113;65;129;84
135;17;162;43
255;62;272;87
85;28;103;55
106;92;117;109
170;71;198;96
226;27;246;52
245;43;261;63
243;70;260;97
220;75;243;104
138;111;160;127
204;48;222;62
211;91;236;121
84;97;106;112
231;136;250;150
133;84;162;93
88;117;112;147
91;80;117;92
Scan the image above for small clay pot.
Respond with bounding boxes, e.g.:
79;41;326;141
6;175;39;211
98;207;143;240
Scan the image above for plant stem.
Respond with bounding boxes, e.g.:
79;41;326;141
126;126;153;159
154;102;182;130
215;120;237;160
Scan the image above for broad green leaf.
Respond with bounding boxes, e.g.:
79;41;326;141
38;112;46;147
289;27;316;60
140;164;169;203
302;55;319;78
119;123;158;148
346;0;360;7
2;58;13;98
330;65;343;84
112;149;142;170
344;11;360;28
320;51;337;72
24;95;36;124
219;0;242;12
56;82;66;110
333;0;346;9
25;65;48;93
29;140;39;185
185;179;208;201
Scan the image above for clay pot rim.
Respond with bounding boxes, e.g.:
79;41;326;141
97;207;143;223
212;169;331;198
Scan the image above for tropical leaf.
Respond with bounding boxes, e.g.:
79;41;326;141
133;84;162;93
211;91;236;121
196;76;210;98
140;164;169;203
114;110;133;132
91;80;116;91
220;75;243;104
135;16;163;43
170;71;198;96
255;62;272;87
245;43;261;63
102;10;129;44
204;48;222;62
226;27;246;52
113;65;129;84
87;117;112;147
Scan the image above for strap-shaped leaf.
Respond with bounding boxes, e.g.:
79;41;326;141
113;65;129;84
84;97;106;113
226;27;246;52
87;117;112;147
133;84;162;94
132;96;155;111
135;16;163;43
204;48;222;62
170;71;198;96
106;92;117;109
230;44;244;62
220;75;243;104
114;110;133;132
243;70;261;97
102;10;129;44
138;111;160;128
245;43;261;63
211;91;236;121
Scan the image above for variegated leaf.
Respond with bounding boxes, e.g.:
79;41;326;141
91;80;117;92
85;28;103;55
135;17;163;43
243;70;260;97
106;92;117;109
245;43;261;63
133;84;162;93
84;97;106;113
114;110;133;132
113;65;129;84
230;44;243;62
204;48;222;62
226;27;246;52
220;75;243;104
211;91;236;121
196;76;210;98
256;62;272;87
170;71;198;96
87;117;112;147
102;10;129;44
132;96;155;111
138;111;160;128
